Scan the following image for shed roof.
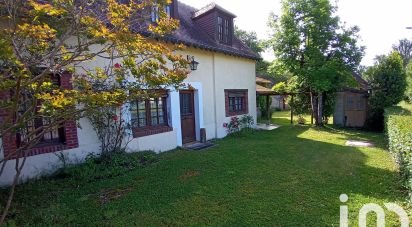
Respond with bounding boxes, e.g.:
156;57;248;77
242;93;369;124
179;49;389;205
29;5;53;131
256;84;276;95
256;76;272;84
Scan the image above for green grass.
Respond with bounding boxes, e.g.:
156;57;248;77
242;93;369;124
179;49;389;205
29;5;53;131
1;126;407;226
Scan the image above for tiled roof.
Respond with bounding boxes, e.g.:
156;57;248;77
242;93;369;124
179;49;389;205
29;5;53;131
192;2;236;19
163;1;260;60
352;72;369;90
256;84;276;95
48;0;259;60
256;76;272;84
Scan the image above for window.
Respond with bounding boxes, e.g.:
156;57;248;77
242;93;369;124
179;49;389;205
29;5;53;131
346;95;364;111
356;96;364;110
16;75;65;147
224;19;229;43
151;6;159;22
1;72;78;159
346;96;354;110
217;16;231;44
130;91;172;137
217;16;223;41
225;89;248;116
165;5;171;17
151;4;172;22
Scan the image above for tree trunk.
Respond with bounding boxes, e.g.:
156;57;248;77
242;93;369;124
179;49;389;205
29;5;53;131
317;93;324;127
310;92;319;125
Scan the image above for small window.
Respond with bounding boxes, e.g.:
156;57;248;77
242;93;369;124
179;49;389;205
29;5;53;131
346;96;354;111
356;96;364;111
217;16;231;44
151;4;172;22
225;89;248;116
151;6;159;22
165;5;171;17
224;19;229;43
217;16;223;41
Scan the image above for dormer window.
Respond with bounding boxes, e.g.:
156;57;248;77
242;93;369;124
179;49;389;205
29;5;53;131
218;17;223;41
151;6;159;22
151;3;173;22
192;3;235;45
224;19;229;43
217;16;231;44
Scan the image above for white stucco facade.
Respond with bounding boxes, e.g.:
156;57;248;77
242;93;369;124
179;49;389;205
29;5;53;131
0;47;256;186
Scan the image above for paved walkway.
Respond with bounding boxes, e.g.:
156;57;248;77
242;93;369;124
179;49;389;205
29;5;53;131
255;123;280;131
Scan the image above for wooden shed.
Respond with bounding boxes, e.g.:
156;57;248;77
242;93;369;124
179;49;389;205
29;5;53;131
333;73;369;128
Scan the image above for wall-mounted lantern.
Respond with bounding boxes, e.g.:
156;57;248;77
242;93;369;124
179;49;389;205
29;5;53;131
187;55;199;71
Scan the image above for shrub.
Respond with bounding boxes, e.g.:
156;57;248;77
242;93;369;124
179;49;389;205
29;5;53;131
258;96;272;119
406;61;412;102
223;115;255;135
384;105;412;202
297;115;306;125
366;52;407;131
54;151;158;182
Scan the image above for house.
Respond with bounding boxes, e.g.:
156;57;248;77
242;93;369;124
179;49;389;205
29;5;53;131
0;1;259;186
333;73;369;127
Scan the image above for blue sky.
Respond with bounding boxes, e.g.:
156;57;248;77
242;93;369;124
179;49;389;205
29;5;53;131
180;0;412;66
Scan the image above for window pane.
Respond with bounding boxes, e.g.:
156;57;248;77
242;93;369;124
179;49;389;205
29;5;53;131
180;93;192;115
150;98;159;126
151;6;159;22
164;5;171;17
130;102;136;125
218;17;223;41
224;19;229;43
133;101;147;128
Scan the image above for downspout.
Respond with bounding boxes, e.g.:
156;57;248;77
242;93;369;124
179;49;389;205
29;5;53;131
212;53;218;138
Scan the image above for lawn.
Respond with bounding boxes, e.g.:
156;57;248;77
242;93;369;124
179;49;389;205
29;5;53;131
1;125;407;225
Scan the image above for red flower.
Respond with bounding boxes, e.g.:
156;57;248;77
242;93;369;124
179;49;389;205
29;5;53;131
112;115;119;121
114;63;122;69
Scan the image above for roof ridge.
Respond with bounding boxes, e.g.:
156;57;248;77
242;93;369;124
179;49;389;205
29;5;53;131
192;2;236;19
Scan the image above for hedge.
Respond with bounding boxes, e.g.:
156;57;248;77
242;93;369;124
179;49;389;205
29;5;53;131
384;104;412;201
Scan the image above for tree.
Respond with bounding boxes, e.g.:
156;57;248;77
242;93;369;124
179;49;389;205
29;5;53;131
0;0;189;224
235;27;264;56
234;27;271;76
365;52;406;130
406;61;412;102
269;0;364;126
392;39;412;67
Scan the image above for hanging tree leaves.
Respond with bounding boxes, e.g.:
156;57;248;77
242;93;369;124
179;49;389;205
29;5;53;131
0;0;190;223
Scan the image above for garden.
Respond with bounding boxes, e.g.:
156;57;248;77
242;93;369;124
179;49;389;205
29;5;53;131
0;122;407;225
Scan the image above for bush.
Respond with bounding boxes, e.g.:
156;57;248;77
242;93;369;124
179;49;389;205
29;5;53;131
366;52;407;131
297;115;306;125
54;151;158;182
406;61;412;102
223;115;255;135
384;105;412;202
257;96;272;119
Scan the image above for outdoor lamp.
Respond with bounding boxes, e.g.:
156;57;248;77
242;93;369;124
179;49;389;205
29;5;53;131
187;55;199;71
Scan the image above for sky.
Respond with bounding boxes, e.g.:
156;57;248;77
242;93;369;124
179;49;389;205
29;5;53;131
179;0;412;66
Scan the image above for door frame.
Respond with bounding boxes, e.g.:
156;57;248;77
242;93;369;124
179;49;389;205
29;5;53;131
180;90;196;144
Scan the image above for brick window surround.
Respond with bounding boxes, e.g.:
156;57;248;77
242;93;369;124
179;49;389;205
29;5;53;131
224;89;249;117
0;72;79;160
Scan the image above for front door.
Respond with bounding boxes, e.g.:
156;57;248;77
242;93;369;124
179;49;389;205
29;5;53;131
180;90;196;144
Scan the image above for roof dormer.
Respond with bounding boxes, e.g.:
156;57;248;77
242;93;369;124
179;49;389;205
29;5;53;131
150;0;179;22
192;3;236;46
